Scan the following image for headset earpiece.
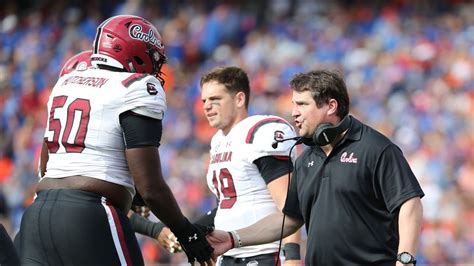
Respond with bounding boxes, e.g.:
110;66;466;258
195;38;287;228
312;115;351;146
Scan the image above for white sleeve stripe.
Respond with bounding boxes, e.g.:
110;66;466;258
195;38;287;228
245;118;293;143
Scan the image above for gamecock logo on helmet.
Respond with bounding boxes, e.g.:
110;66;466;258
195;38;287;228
274;130;285;141
129;24;164;49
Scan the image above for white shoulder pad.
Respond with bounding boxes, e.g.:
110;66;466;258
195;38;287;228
120;73;166;119
246;116;297;155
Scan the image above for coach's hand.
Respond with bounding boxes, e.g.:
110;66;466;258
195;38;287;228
171;217;214;265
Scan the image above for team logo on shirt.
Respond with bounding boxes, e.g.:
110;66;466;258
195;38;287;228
147;83;158;95
274;130;284;141
340;152;358;163
188;233;198;242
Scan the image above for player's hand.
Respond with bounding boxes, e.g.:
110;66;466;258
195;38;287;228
171;218;214;265
205;230;233;261
158;227;182;253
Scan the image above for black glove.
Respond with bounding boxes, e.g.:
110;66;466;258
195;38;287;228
171;217;214;264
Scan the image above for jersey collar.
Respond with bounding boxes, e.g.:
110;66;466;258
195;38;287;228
344;115;362;141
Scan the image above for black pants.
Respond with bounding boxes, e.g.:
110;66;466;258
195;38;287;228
19;189;144;266
0;223;20;266
221;252;280;266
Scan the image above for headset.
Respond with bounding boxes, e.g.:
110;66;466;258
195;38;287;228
302;115;351;146
272;115;351;265
272;115;351;148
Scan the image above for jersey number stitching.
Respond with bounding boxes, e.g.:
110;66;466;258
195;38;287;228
46;96;91;153
212;168;237;209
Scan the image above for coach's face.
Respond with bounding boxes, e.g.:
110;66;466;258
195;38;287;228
292;90;328;138
201;81;241;134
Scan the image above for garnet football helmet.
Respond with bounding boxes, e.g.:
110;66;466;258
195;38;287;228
91;15;167;84
59;50;92;77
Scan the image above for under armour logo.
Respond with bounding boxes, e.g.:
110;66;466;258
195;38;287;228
307;161;314;167
188;233;198;242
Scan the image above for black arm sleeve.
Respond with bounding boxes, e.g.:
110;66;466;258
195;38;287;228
119;111;162;148
254;156;293;184
193;208;217;227
129;212;165;239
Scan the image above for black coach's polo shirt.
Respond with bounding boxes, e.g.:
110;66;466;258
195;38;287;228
283;116;424;266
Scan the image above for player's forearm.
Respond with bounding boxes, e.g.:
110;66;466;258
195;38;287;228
126;147;186;229
139;184;186;230
129;212;164;238
236;212;302;246
397;197;423;255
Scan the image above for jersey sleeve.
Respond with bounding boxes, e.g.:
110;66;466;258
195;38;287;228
246;116;297;163
375;144;425;213
119;73;167;119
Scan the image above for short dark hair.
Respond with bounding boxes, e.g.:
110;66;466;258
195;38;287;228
200;66;251;109
289;70;350;118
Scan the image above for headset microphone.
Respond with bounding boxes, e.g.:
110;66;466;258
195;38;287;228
272;136;302;149
274;136;302;266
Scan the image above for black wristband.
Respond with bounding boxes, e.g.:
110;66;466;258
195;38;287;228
283;243;301;260
129;212;165;238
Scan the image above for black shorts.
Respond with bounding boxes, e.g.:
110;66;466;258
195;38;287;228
19;189;144;265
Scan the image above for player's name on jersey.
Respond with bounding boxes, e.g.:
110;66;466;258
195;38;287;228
62;76;109;88
210;151;232;164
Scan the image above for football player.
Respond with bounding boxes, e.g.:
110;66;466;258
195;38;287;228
200;66;302;265
18;15;213;266
56;49;183;254
165;66;303;265
59;50;93;77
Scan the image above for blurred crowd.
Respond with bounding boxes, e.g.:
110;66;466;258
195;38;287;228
0;0;472;264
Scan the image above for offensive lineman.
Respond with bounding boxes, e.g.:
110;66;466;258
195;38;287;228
18;15;213;265
60;49;182;253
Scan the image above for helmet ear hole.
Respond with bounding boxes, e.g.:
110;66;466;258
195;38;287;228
134;56;144;65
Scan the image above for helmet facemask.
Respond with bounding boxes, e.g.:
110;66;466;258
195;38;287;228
147;47;167;86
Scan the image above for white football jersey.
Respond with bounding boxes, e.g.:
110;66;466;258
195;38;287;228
207;115;297;258
43;68;166;197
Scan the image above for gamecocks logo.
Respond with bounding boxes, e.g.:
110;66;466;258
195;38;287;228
274;130;285;141
147;83;158;95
